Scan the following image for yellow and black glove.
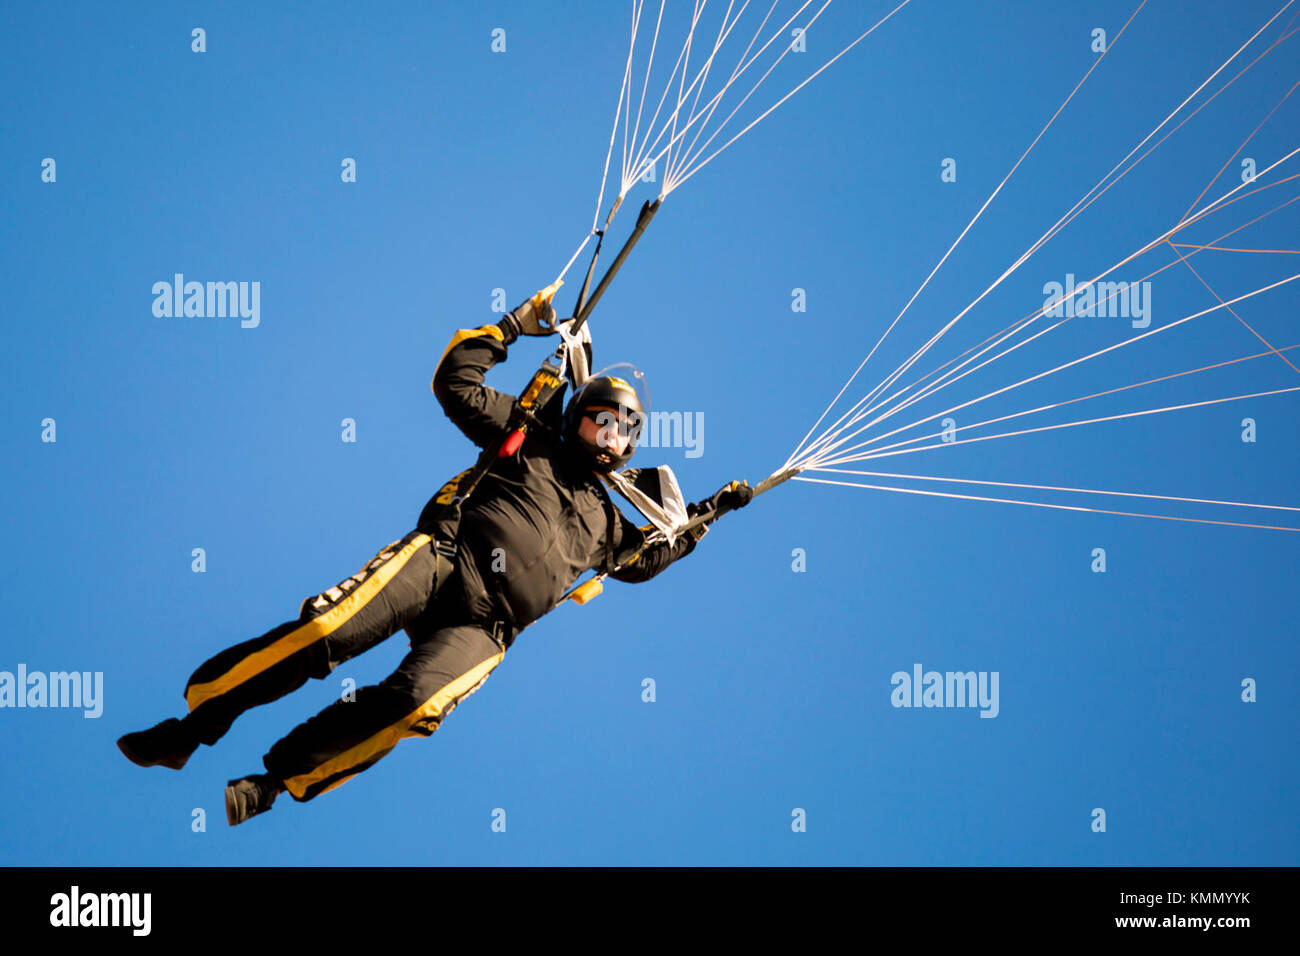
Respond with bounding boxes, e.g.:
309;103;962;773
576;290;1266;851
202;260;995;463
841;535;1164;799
685;480;753;542
499;281;563;342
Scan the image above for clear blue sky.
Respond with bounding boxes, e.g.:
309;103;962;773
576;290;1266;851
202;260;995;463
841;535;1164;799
1;0;1296;865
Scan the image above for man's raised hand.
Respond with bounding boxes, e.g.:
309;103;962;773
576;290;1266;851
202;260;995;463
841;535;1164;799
509;281;564;336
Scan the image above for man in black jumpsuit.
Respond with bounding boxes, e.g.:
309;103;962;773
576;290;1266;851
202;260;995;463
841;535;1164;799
117;290;752;825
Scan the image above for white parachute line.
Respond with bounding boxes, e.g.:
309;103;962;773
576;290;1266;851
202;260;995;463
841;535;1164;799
635;0;869;196
631;1;823;191
829;384;1300;468
796;171;1300;469
820;241;1201;458
671;0;782;192
1172;239;1300;377
619;0;646;193
1005;24;1300;260
790;476;1300;533
626;0;761;190
661;0;821;171
793;183;1300;470
791;234;1174;469
802;269;1299;469
1177;33;1300;221
554;233;595;286
781;0;1143;469
807;273;1300;468
804;340;1300;465
808;468;1300;514
665;0;745;189
1172;243;1300;254
668;0;916;194
662;0;707;193
623;0;668;190
800;59;1300;464
864;156;1300;429
1178;146;1300;227
596;0;642;233
623;1;708;192
824;1;1298;441
663;0;839;194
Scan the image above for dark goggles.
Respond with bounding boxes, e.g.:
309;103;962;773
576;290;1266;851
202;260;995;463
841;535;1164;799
582;406;643;438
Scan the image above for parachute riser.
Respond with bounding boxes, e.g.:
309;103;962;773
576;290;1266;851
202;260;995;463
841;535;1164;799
571;198;661;334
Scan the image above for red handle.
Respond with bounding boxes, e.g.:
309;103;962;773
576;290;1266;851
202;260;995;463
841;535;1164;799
498;430;524;457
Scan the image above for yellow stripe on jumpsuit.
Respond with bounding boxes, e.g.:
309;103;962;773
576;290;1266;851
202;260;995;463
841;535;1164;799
179;527;508;802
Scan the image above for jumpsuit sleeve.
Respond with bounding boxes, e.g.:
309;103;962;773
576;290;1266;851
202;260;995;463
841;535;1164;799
607;507;700;584
431;323;517;449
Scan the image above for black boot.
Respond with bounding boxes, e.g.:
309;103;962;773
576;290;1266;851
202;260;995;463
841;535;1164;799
225;774;283;826
116;717;199;770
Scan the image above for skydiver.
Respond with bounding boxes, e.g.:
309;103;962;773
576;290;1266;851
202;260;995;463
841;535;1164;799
116;286;753;825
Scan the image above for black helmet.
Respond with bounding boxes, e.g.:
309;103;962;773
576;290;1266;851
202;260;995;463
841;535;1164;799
562;366;648;473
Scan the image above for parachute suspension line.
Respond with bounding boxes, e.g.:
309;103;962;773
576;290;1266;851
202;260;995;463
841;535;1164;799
554;234;594;288
818;218;1262;457
665;0;837;195
809;186;1300;468
662;0;839;195
664;0;746;191
809;469;1300;516
596;0;643;235
857;163;1300;428
1161;71;1300;378
1177;9;1300;220
662;0;707;195
622;0;907;202
568;0;644;295
970;20;1300;283
823;384;1300;469
790;476;1300;534
794;171;1300;470
671;0;783;192
1171;241;1300;377
802;0;1299;463
809;341;1300;465
668;0;917;194
806;274;1300;469
623;0;711;191
575;0;829;338
629;1;822;193
792;45;1300;470
780;0;1143;472
622;0;667;194
863;195;1300;447
620;0;647;195
819;1;1152;432
797;258;1299;468
1170;243;1300;254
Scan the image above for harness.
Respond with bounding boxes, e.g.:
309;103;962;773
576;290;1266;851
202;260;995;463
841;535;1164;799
416;344;574;605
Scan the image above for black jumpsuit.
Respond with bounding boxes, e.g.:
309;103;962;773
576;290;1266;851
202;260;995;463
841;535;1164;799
177;319;699;802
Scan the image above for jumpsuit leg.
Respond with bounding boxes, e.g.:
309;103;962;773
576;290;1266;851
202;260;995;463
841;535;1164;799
181;529;441;746
263;621;506;802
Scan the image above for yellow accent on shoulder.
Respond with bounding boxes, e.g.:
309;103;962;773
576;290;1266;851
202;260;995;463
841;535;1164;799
431;325;506;391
